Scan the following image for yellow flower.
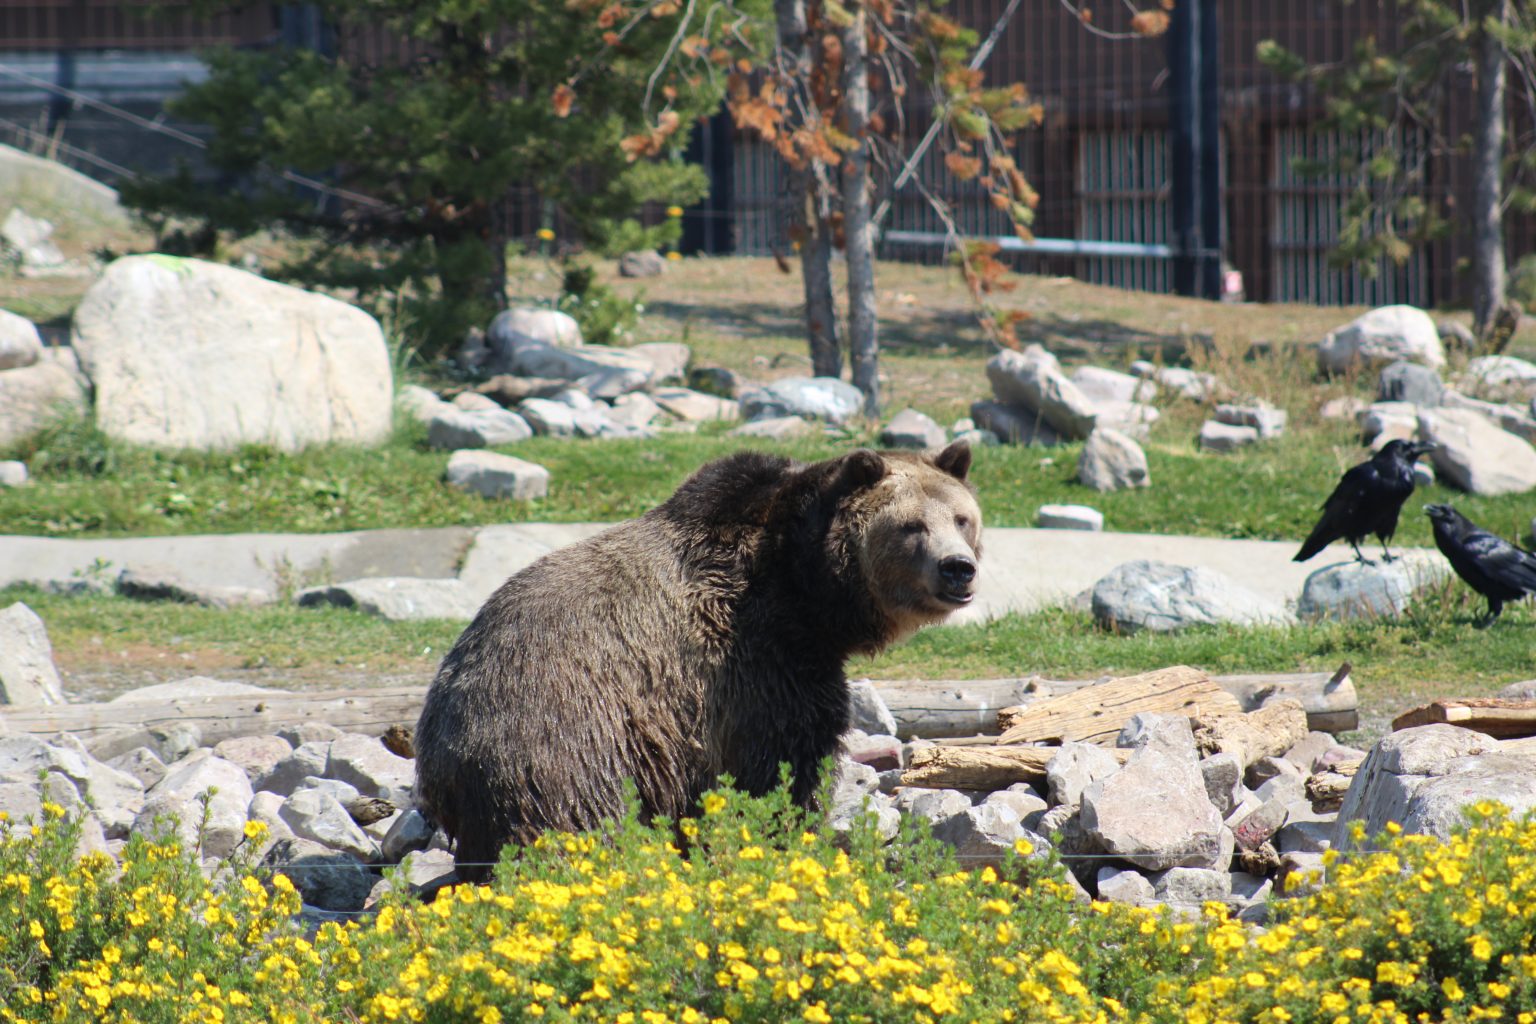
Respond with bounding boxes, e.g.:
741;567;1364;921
1443;977;1465;1001
1014;838;1034;857
803;1004;832;1024
243;820;269;840
536;228;556;241
666;205;684;217
1471;935;1493;960
702;794;727;815
666;251;683;261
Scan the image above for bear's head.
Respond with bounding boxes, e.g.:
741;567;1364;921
827;440;982;644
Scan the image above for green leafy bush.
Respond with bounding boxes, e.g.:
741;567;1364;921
557;262;646;348
7;785;1536;1023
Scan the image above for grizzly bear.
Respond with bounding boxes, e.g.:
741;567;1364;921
413;441;981;879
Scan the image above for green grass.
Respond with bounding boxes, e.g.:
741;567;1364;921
4;404;1534;550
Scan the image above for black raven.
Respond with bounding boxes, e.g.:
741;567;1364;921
1293;440;1437;565
1425;503;1536;627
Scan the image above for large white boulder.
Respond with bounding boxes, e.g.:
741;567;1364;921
985;347;1097;439
71;255;394;451
1418;406;1536;495
1318;305;1445;374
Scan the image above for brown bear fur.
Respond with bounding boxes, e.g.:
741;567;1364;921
413;442;981;879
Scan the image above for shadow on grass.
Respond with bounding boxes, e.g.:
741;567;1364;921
646;298;996;358
1017;314;1210;365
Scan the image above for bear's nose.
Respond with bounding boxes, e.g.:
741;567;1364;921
939;555;976;586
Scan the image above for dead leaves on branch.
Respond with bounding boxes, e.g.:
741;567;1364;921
619;109;682;161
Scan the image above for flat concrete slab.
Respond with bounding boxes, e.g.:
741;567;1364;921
0;522;1437;623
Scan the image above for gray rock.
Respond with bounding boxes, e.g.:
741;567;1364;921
1118;713;1198;762
1332;724;1506;849
986;347;1097;439
291;776;361;804
879;408;946;449
618;250;666;278
971;400;1065;446
1130;362;1219;402
1319;305;1446;374
500;339;653;398
739;376;864;424
1077;428;1149;492
445;450;550;501
0;460;26;488
846;679;898;736
372;848;459;902
326;734;415;805
1;208;63;268
1081;748;1227;870
828;762;898;840
452;391;503;412
0;734;143;837
280;788;378;860
1247;755;1302;791
380;808;436;862
148;723;203;764
1282;732;1345;774
1377;361;1444;406
106;746;169;790
1276;819;1333;854
1149;866;1231;908
246;791;293;840
951;427;999;447
1036;504;1103;531
0;601;66;705
116;564;271;610
1215;402;1287;439
983;787;1048;825
727;415;815;439
426;407;533;449
1199;754;1243;817
487;308;582;352
1230;798;1289;851
72;255;392;451
0;309;42;370
1093;401;1160;441
1070;366;1156;405
1296;555;1448;622
653;386;737;423
894;788;972;825
134;751;252;858
0;780;44;828
396;384;449;425
629;342;690;383
1459;355;1536;402
1198;420;1260;452
1096;866;1155;904
277;722;345;747
261;836;375;912
517;397;577;437
608;392;662;429
1045;742;1122;807
212;735;294;783
1090;560;1288;634
257;741;334;797
1438;320;1475;351
931;804;1030;868
1359;401;1419;445
1419;406;1536;495
0;356;87;448
296;578;479;621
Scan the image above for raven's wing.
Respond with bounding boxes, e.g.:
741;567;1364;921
1295;462;1378;561
1460;530;1536;595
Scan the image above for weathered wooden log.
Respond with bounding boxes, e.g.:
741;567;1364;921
1212;664;1358;734
1305;758;1362;813
900;743;1131;790
1191;699;1309;769
0;687;426;759
1391;698;1536;739
995;666;1242;746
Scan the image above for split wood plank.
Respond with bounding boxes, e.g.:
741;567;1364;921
995;665;1242;747
900;743;1131;790
1391;698;1536;739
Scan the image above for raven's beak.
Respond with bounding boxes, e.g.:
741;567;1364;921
1424;503;1449;519
1410;442;1439;459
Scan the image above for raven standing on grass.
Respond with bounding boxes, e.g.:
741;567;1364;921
1293;440;1438;565
1425;504;1536;627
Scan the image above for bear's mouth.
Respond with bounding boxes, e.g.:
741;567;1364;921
937;589;974;606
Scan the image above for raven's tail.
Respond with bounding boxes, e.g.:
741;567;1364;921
1293;527;1330;562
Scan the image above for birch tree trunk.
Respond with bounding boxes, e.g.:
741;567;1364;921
840;2;880;414
776;0;842;377
1472;0;1509;340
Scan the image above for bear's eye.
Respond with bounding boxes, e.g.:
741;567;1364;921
955;515;970;530
901;520;926;535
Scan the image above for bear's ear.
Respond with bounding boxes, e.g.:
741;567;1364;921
933;440;971;482
836;448;887;491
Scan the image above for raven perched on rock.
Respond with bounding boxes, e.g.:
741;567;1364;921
1425;504;1536;627
1293;440;1437;565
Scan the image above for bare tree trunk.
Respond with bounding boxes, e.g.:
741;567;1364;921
840;3;879;414
776;0;842;377
1472;0;1508;340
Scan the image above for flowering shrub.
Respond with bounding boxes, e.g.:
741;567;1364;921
5;784;1536;1023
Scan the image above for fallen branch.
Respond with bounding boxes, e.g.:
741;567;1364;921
1391;698;1536;739
900;743;1131;790
996;666;1241;746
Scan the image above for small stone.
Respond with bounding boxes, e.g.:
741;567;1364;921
894;788;972;825
652;386;737;423
1198;419;1260;452
1118;713;1198;762
879;408;946;449
212;735;294;783
1377;360;1444;406
0;602;67;706
846;679;898;736
445;450;550;501
1149;866;1232;907
618;250;666;278
1045;742;1122;807
381;808;437;862
1215;402;1287;439
1036;504;1103;531
426;407;533;449
0;461;27;488
608;392;661;429
1076;428;1150;492
1096;866;1154;905
106;746;169;790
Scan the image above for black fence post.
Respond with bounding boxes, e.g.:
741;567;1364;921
1168;0;1221;299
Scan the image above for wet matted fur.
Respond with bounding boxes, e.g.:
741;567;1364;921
413;442;981;879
